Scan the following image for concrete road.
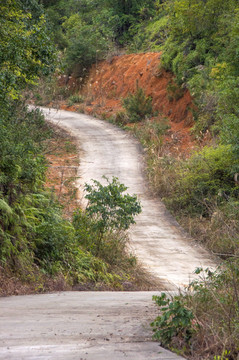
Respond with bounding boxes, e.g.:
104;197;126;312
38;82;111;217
0;292;185;360
40;107;216;289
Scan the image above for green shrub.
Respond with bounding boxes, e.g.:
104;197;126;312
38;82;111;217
84;176;142;234
122;83;153;122
63;13;113;76
166;145;238;216
151;293;194;347
152;263;239;358
166;81;184;102
129;15;168;52
73;210;136;269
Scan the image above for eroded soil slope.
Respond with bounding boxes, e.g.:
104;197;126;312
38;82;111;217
63;52;196;156
85;53;192;123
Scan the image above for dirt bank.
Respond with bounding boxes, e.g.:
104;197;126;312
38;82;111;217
61;52;196;157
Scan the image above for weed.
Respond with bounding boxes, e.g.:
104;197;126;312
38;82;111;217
114;111;128;125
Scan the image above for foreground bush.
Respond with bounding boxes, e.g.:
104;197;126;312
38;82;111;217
152;264;239;359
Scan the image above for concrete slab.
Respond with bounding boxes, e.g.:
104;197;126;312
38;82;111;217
0;292;185;360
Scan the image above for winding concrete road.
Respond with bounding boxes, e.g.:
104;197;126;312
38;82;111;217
0;107;216;360
41;107;216;288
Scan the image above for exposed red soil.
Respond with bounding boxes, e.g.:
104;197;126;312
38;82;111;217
83;53;193;123
61;52;196;157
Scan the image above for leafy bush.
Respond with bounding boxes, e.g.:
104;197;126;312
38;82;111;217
73;210;136;269
84;176;142;233
0;0;55;107
151;293;194;347
167;81;184;102
129;15;168;52
62;11;114;76
122;83;153;122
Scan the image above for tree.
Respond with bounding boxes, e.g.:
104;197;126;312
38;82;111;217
0;0;55;106
105;0;156;42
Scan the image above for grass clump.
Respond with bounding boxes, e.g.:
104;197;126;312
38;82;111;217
67;93;85;107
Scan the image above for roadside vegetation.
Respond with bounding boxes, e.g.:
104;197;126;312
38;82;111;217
0;101;147;294
128;2;239;359
39;1;239;357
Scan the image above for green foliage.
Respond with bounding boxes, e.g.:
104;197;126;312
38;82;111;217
165;145;238;216
0;0;147;291
0;104;51;269
188;265;239;358
42;0;157;74
0;0;56;106
152;0;239;154
151;293;194;347
122;83;153;122
104;0;156;44
167;81;184;102
0;104;140;289
73;210;136;269
129;15;168;52
84;176;142;233
151;264;239;358
215;76;239;160
67;93;84;107
30;74;72;106
63;12;113;76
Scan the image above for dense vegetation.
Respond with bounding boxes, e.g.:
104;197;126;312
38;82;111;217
41;0;156;75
